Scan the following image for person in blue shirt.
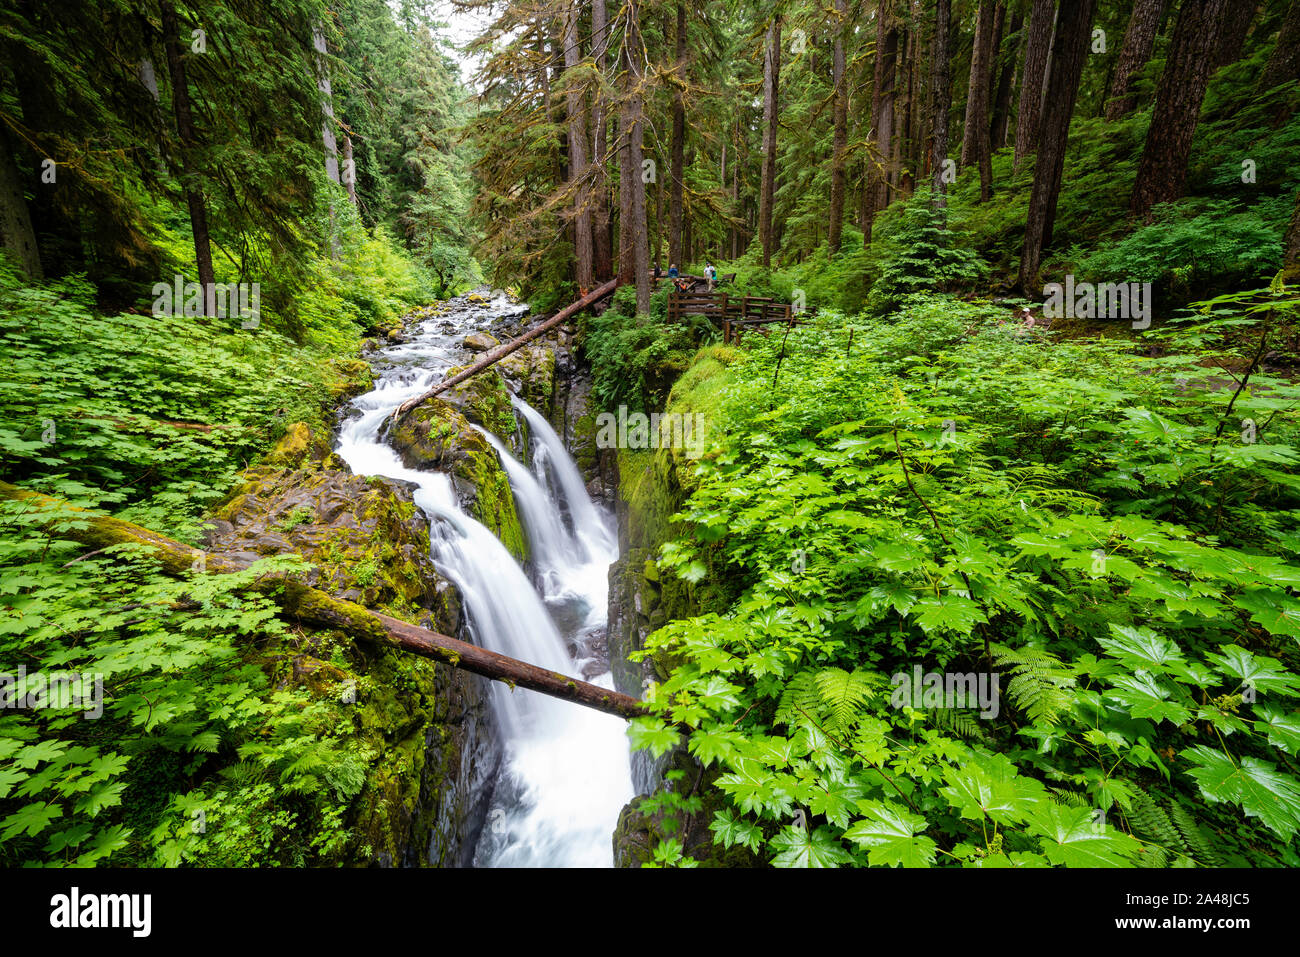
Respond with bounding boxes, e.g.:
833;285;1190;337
668;263;679;278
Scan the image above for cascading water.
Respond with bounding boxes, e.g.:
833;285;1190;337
333;291;633;867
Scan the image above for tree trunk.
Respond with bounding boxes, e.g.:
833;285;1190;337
1260;0;1300;93
563;2;594;292
990;11;1023;150
1215;2;1257;68
828;0;850;255
1282;186;1300;282
731;126;741;258
0;126;42;280
591;0;614;280
866;2;898;242
930;0;953;214
622;1;651;312
0;480;647;721
961;0;997;201
668;2;687;271
1130;0;1229;221
162;4;216;315
759;16;781;267
313;26;340;185
342;135;358;206
1013;0;1054;170
1105;0;1166;120
1018;0;1096;290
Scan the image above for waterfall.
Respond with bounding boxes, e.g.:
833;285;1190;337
333;291;632;867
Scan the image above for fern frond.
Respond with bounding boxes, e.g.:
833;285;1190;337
992;644;1077;726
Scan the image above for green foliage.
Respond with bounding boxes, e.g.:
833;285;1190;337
628;290;1300;868
1076;199;1286;302
0;233;426;866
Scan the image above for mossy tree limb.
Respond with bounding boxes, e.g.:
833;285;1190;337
1;480;648;722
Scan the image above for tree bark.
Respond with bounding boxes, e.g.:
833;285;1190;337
393;278;618;424
961;0;997;201
342;135;358;206
0;125;42;280
1105;0;1166;120
1260;0;1300;93
1018;0;1096;289
563;2;595;292
622;0;651;312
668;2;687;271
866;2;898;242
759;15;781;267
162;4;216;315
930;0;953;215
828;0;850;255
1130;0;1229;221
0;480;647;721
1013;0;1054;170
990;11;1023;150
1214;2;1256;68
313;26;340;186
1282;186;1300;281
591;0;614;280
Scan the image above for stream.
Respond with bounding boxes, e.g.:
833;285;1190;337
333;291;633;867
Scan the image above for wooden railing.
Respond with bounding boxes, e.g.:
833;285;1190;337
667;289;802;344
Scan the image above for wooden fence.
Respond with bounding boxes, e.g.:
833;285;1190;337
666;289;802;344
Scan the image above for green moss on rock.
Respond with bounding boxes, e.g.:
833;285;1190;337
389;399;528;562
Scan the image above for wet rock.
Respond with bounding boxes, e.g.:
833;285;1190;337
388;396;529;562
497;345;556;420
463;331;500;352
205;430;501;868
612;752;760;868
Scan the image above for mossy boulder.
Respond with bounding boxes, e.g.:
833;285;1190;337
463;331;499;352
388;397;528;562
205;452;500;867
441;366;520;446
326;356;376;403
261;421;338;471
612;753;760;868
497;345;556;420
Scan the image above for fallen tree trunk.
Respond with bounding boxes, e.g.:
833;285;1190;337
391;278;619;424
1;480;648;721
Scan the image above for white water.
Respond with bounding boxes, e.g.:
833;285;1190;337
333;293;632;867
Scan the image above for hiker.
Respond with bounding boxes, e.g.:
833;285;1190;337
705;262;716;291
668;263;679;279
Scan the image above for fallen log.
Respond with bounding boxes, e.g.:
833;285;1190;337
391;278;618;424
0;480;648;721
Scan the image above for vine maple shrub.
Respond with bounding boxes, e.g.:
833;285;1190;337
628;291;1300;868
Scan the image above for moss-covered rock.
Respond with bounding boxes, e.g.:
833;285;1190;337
260;421;337;471
388;397;528;562
497;345;556;420
206;448;501;867
326;356;376;403
463;331;499;352
612;753;760;868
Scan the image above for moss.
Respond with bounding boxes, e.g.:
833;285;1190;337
390;399;529;563
441;366;518;442
326;356;376;402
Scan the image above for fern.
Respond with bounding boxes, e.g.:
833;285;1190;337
992;644;1077;726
